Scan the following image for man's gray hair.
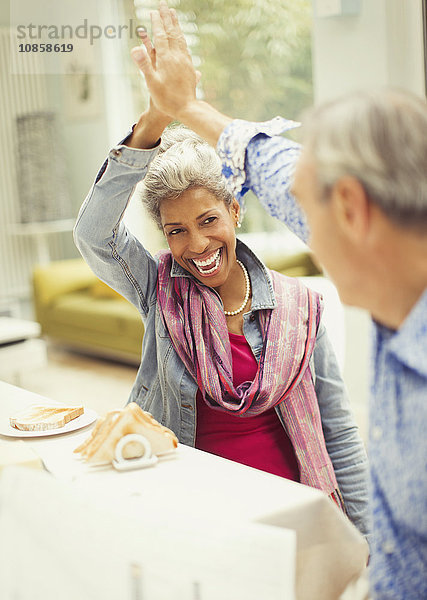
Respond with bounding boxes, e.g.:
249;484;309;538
302;88;427;230
140;126;233;229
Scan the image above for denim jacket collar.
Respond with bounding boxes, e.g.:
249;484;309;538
169;238;277;311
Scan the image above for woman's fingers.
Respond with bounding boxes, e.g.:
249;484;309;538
159;1;175;36
170;7;179;26
149;3;192;60
138;29;156;67
157;1;189;54
142;34;156;68
130;45;156;85
169;7;190;55
150;9;169;53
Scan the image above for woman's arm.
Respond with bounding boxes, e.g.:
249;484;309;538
313;323;371;540
73;109;171;315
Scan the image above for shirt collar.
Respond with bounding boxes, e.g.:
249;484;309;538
379;287;427;376
169;238;277;311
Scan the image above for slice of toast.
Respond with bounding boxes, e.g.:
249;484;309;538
10;405;84;431
74;402;178;465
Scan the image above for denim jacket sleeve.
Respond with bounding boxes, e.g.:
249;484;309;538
314;323;371;540
217;118;309;244
73;142;160;316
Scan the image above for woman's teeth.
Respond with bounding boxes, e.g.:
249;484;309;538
192;249;221;274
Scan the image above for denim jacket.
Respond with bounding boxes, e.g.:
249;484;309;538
74;138;370;538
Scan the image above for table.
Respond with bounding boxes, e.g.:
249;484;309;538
0;381;369;600
0;318;47;385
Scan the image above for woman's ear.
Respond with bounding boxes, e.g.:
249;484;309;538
231;198;240;225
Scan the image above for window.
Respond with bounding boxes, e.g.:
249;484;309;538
130;0;313;236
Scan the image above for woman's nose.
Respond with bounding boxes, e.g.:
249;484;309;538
188;230;209;254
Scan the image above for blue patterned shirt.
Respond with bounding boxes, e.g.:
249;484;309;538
217;118;427;599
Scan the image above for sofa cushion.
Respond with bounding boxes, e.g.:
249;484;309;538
33;259;97;306
49;292;143;339
90;280;125;300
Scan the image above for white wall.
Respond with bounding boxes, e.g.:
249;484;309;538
312;0;425;99
0;0;136;313
311;0;425;420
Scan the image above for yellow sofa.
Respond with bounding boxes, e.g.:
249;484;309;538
32;253;320;364
33;259;144;364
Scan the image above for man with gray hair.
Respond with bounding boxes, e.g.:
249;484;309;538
132;3;427;597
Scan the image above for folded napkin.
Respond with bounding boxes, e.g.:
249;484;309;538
0;440;43;474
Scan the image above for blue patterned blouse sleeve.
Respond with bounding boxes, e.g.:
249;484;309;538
217;117;309;244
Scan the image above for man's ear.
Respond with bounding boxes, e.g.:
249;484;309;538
331;176;371;242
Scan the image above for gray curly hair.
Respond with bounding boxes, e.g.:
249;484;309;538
140;126;234;229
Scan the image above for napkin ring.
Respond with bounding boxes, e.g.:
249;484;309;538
112;433;159;471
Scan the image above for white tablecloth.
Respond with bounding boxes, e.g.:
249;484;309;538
0;381;369;599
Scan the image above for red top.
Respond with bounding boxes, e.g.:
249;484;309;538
195;331;300;481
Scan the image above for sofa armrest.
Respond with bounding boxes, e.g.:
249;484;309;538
264;251;322;277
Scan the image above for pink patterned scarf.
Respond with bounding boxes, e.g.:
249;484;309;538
156;250;339;496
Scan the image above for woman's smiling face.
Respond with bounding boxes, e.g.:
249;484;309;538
160;187;240;287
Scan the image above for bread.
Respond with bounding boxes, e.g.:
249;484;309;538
10;405;84;431
74;402;178;465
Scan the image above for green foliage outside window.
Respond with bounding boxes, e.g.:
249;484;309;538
178;0;313;123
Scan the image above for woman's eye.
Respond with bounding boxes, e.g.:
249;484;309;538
203;216;217;225
168;228;183;236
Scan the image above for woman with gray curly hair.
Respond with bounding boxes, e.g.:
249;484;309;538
74;102;370;539
141;126;234;229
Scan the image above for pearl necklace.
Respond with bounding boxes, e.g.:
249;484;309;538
224;260;251;316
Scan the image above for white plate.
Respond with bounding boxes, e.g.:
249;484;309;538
0;408;98;438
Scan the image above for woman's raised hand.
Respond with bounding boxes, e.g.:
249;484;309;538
131;1;231;147
125;21;174;150
131;1;199;121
